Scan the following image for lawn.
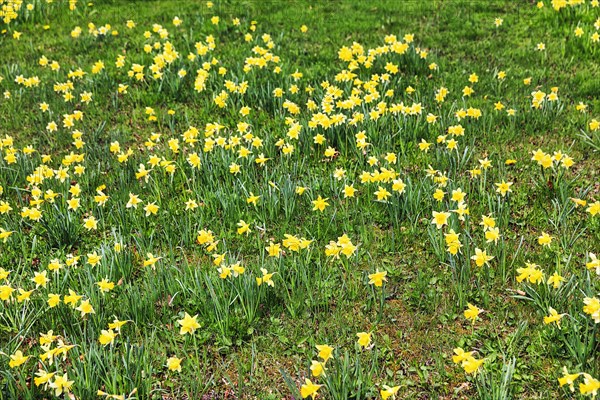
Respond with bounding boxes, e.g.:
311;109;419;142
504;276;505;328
0;0;600;399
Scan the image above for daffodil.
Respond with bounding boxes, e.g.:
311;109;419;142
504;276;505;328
237;220;251;235
0;228;14;242
126;193;142;208
374;186;391;201
177;312;201;335
462;356;484;375
9;350;29;368
583;297;600;323
166;356;183;372
587;253;600;275
343;184;357;198
32;270;49;288
538;232;553;247
368;270;388;287
47;293;61;308
579;373;600;397
452;347;473;364
300;378;322;399
87;251;102;266
464;303;482;323
143;253;162;268
316;344;334;362
144;202;159;216
587;201;600;217
431;211;451;229
76;299;95;317
485;227;500;244
108;319;128;331
380;384;400;399
547;272;565;289
83;215;98;230
256;268;275;287
516;262;544;284
495;180;513;197
356;331;372;349
246;193;260;205
96;278;115;293
543;307;564;328
310;360;326;377
64;289;82;307
49;373;74;397
0;285;15;301
558;366;581;392
17;288;34;302
98;329;117;346
312;195;329;212
471;248;494;267
34;369;55;388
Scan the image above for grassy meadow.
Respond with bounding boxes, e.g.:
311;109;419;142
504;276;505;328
1;0;600;398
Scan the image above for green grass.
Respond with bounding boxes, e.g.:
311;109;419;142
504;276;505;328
0;0;599;398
